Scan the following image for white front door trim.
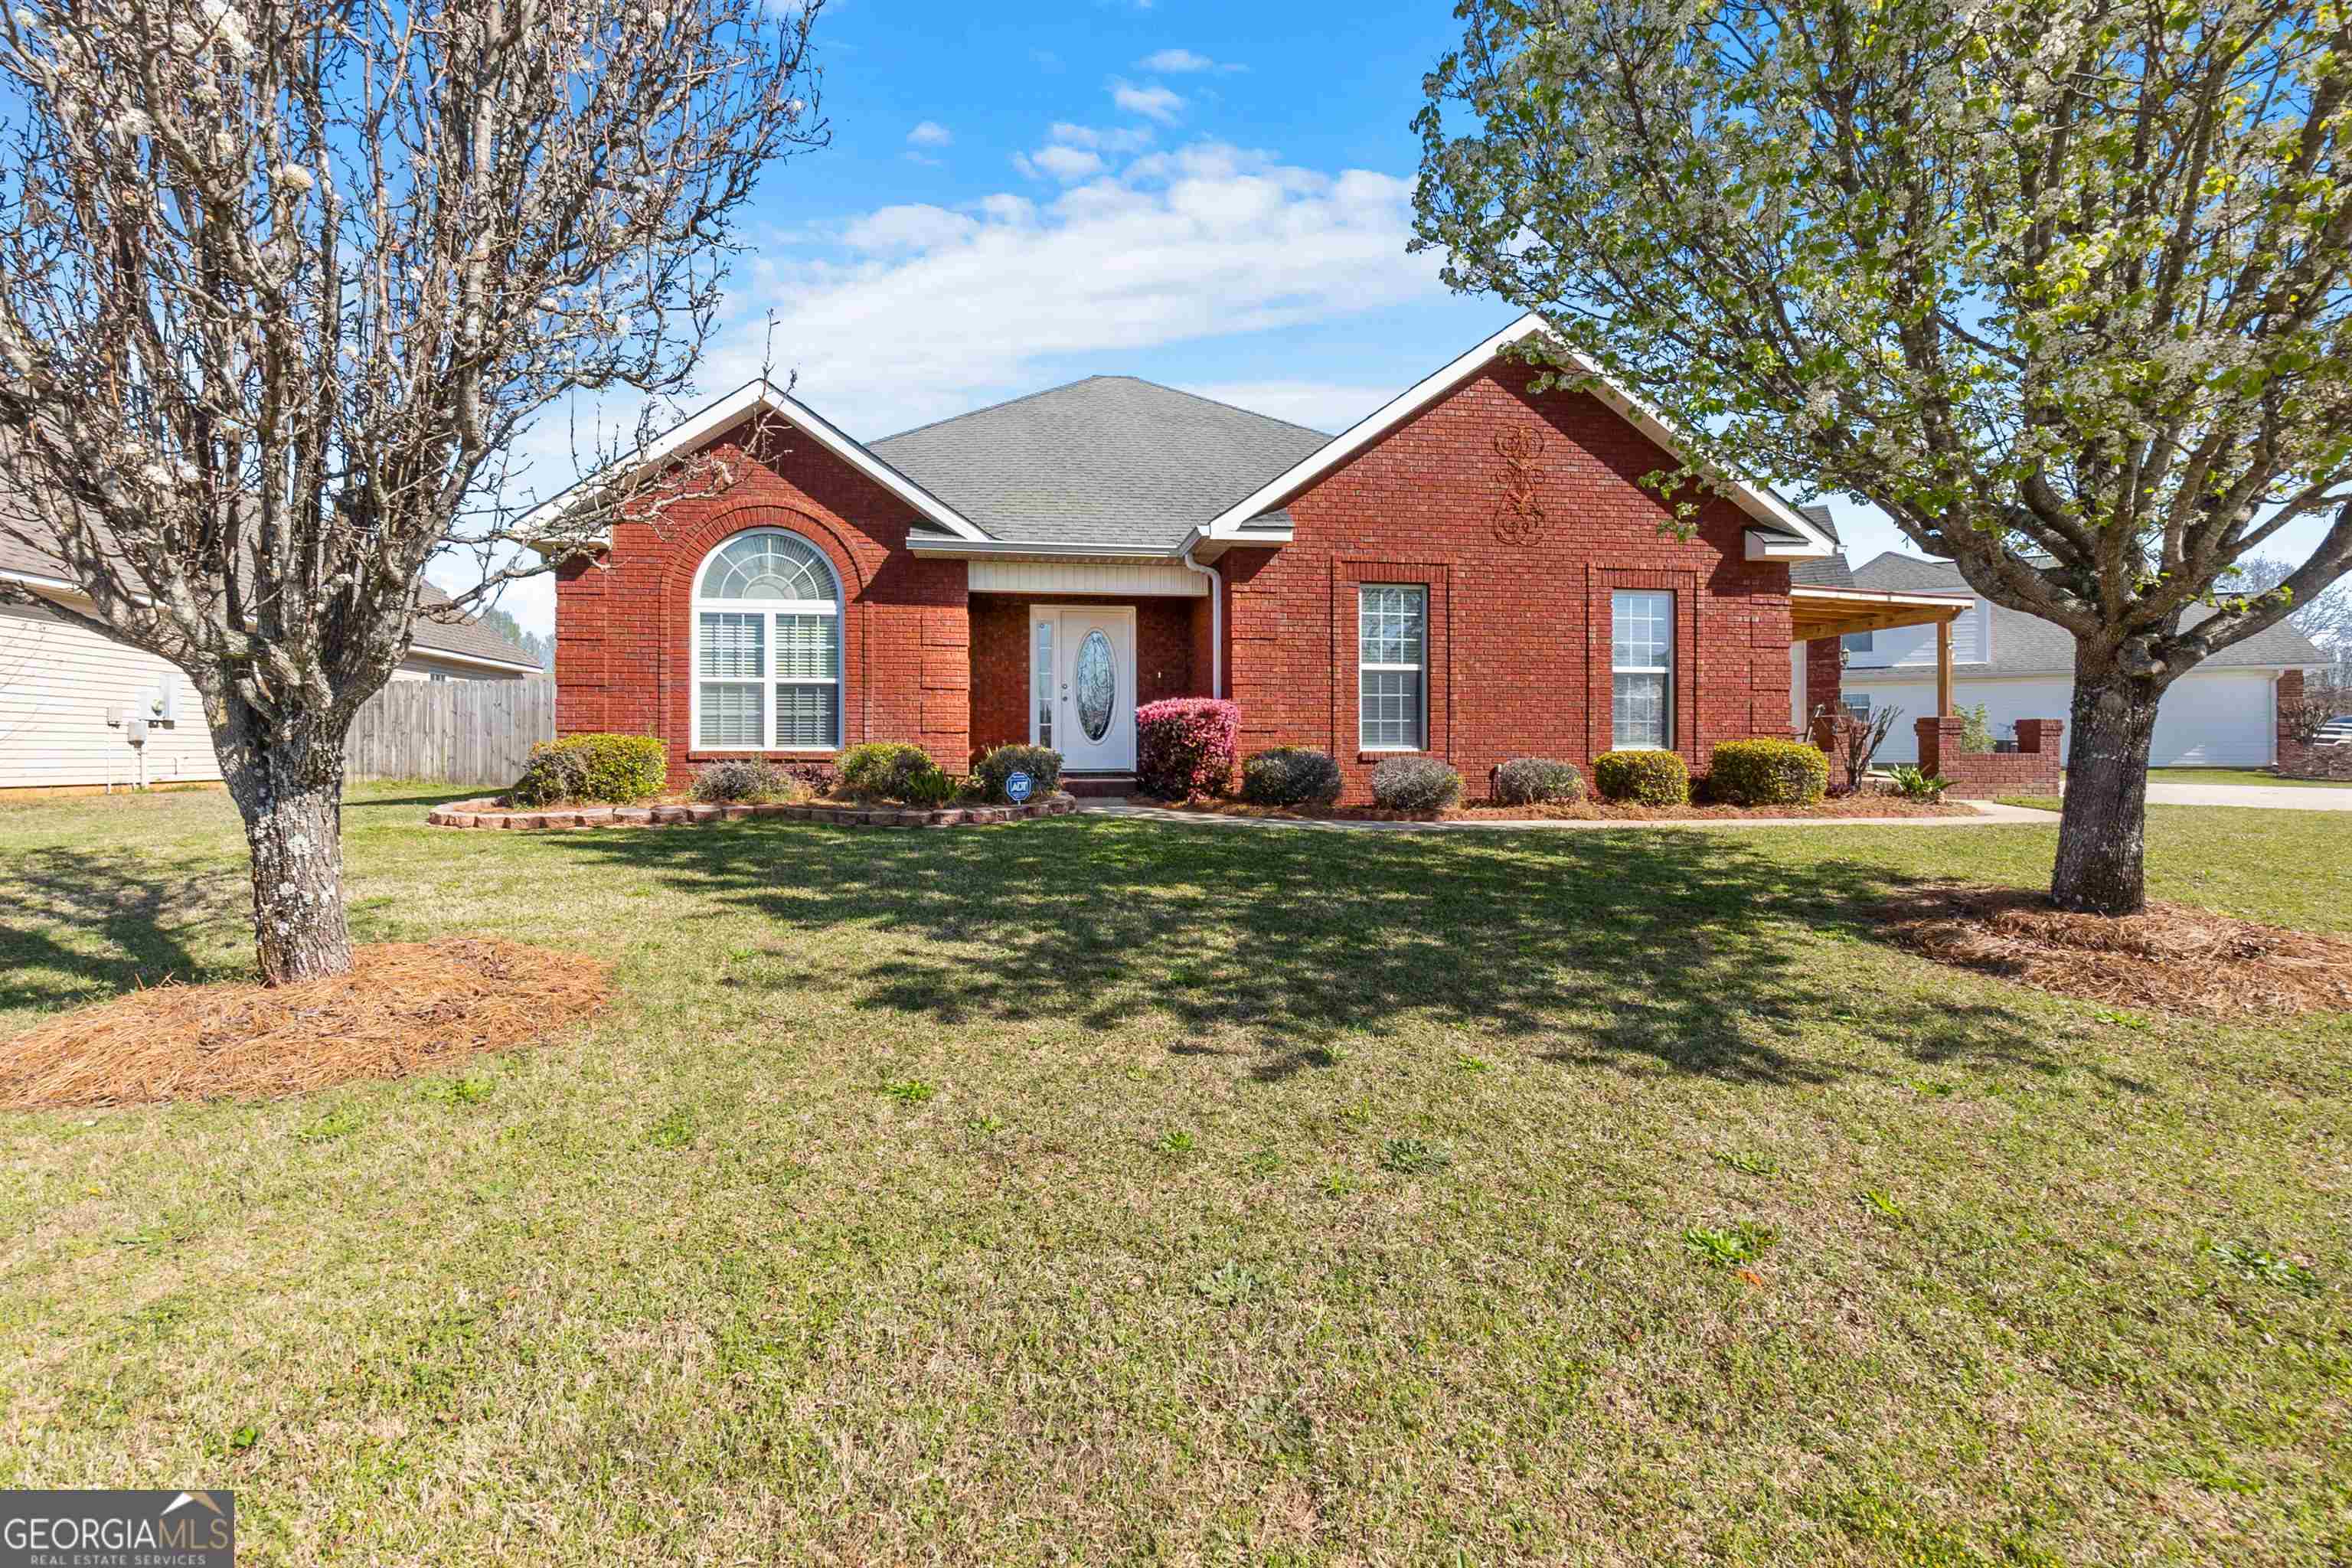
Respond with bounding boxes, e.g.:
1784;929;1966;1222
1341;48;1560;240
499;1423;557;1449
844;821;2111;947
1028;604;1138;770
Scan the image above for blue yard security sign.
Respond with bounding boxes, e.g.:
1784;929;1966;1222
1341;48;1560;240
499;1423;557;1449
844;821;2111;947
1003;770;1035;804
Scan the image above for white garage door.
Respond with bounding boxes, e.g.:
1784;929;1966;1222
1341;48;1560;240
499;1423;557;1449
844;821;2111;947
1838;669;2277;767
2150;671;2275;766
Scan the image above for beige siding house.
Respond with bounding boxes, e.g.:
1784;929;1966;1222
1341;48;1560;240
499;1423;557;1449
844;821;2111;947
2;529;541;792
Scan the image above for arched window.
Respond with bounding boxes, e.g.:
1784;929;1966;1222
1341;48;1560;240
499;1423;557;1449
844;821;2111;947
691;529;842;750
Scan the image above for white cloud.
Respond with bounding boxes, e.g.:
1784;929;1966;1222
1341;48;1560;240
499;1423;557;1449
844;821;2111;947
1137;48;1217;73
1174;381;1395;436
1110;79;1186;124
841;204;977;253
1049;122;1155;154
1014;145;1106;183
702;139;1447;436
905;120;952;148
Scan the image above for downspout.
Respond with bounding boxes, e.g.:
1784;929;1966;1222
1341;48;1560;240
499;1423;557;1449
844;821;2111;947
1179;534;1223;697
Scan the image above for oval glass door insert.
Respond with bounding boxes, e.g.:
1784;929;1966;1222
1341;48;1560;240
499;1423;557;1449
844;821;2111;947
1075;629;1115;742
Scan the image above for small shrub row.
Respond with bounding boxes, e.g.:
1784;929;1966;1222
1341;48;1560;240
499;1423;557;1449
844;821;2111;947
1136;697;1240;799
1592;749;1690;805
973;743;1063;803
837;742;957;806
509;733;667;807
1704;738;1828;806
689;759;812;805
1370;755;1462;812
1491;757;1584;805
1240;746;1343;808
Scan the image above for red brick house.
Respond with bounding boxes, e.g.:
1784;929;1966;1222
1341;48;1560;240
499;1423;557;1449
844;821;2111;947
537;315;1968;799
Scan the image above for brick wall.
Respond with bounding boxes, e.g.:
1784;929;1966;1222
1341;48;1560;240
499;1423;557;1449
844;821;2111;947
2275;668;2352;777
552;415;970;786
967;594;1198;761
1805;637;1843;724
1220;364;1799;802
1916;716;2064;795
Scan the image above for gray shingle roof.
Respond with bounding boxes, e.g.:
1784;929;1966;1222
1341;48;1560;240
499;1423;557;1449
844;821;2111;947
1851;550;2328;672
869;376;1331;550
1788;544;1854;590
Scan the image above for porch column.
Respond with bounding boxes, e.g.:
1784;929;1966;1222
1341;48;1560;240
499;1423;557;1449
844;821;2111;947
1936;616;1955;717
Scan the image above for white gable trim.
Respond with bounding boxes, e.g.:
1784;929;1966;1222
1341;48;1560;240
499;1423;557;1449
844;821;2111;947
1194;313;1838;555
516;381;989;544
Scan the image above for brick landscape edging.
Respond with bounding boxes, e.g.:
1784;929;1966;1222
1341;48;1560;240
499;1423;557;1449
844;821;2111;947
426;794;1080;831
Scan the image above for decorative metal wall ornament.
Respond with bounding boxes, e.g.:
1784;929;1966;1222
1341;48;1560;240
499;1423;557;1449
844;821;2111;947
1491;426;1547;545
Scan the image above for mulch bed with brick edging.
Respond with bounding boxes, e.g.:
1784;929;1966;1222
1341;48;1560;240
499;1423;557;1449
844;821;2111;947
426;795;1081;831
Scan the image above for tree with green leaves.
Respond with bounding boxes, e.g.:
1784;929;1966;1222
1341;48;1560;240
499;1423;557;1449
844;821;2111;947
1416;0;2352;913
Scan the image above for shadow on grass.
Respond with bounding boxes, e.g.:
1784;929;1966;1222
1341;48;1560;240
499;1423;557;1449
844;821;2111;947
537;816;2099;1089
0;847;243;1012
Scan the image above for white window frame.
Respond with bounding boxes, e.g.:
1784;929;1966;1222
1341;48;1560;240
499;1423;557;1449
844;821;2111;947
1610;590;1674;751
1843;693;1873;720
1357;583;1428;752
689;528;844;752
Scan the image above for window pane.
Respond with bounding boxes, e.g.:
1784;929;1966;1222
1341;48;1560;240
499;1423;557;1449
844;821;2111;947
1841;630;1874;653
1033;619;1054;746
1611;590;1672;668
699;681;763;746
698;531;834;603
698;612;764;680
773;613;838;679
1361;668;1423;750
773;683;838;749
1358;585;1425;667
1612;672;1668;749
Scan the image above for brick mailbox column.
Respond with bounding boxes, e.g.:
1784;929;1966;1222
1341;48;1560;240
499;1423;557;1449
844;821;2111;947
1914;716;1963;776
2014;718;2065;756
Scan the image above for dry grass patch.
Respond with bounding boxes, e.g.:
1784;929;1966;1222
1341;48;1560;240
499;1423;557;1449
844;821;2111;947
0;937;608;1109
1884;884;2352;1018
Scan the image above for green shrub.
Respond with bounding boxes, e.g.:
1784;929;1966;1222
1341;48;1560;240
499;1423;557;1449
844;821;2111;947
1370;756;1463;813
1240;747;1343;808
508;733;666;806
1958;702;1996;753
1491;757;1584;805
1705;738;1829;806
689;759;805;804
836;742;954;804
973;743;1064;802
1592;748;1690;805
1886;764;1951;802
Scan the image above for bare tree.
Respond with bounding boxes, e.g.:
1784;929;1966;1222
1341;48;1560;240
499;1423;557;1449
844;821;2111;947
0;0;825;982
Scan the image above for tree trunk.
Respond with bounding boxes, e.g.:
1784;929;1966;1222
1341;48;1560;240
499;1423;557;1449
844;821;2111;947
214;693;354;985
2050;655;2166;916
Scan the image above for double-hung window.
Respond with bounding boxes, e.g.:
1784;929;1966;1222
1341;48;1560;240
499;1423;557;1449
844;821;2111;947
1610;590;1673;750
1358;585;1426;750
693;530;842;750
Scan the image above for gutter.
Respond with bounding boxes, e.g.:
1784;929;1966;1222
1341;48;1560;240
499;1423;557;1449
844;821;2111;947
1178;540;1223;697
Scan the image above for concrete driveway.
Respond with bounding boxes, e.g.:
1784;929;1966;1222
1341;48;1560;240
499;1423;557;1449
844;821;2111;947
2142;782;2352;810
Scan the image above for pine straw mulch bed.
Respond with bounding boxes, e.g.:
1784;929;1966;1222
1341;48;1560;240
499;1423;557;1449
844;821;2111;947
1881;885;2352;1019
1145;793;1978;823
0;938;610;1111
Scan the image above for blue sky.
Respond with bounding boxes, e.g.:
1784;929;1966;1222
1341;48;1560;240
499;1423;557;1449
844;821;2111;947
469;0;2331;636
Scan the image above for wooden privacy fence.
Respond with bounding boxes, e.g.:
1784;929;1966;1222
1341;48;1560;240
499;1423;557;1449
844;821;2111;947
345;678;554;786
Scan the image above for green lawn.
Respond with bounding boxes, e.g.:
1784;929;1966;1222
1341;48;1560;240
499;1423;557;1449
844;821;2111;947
2;785;2347;1565
2149;766;2352;789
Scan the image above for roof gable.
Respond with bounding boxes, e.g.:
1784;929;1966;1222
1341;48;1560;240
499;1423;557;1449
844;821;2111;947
516;381;988;544
1194;314;1839;556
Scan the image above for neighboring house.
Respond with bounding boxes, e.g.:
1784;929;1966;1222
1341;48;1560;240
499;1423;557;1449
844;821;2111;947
1830;550;2328;768
536;315;1973;802
0;522;543;792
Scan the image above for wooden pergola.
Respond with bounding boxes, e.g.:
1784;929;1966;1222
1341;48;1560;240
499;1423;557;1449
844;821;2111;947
1790;585;1973;716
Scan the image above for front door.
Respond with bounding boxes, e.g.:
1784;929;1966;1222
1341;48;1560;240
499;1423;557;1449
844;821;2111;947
1033;606;1136;770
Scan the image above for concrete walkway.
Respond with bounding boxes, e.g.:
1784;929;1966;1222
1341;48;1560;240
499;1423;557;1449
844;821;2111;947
1078;799;2063;832
2143;782;2352;810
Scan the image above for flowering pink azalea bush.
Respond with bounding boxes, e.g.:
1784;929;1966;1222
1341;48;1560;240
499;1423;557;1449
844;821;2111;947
1135;697;1240;799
